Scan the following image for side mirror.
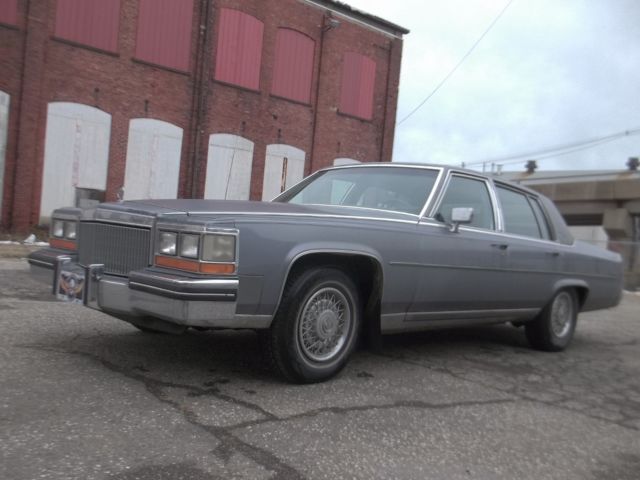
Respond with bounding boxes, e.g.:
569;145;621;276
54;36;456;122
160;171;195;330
449;207;474;233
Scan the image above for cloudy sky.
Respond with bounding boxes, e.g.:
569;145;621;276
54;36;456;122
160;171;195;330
345;0;640;171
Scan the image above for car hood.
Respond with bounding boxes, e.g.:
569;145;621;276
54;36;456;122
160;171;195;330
92;199;417;223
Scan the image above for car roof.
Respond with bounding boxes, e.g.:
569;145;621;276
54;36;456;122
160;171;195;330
323;162;543;197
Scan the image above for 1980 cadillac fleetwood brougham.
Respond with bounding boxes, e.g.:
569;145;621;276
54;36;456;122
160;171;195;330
29;164;624;383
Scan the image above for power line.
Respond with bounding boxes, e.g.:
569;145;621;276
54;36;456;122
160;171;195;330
396;0;515;126
466;127;640;167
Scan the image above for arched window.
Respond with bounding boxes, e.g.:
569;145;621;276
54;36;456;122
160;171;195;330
123;119;183;200
0;0;18;25
339;52;376;120
205;134;254;200
135;0;194;71
271;29;315;104
262;144;306;201
54;0;120;52
0;91;9;214
40;103;111;223
214;9;264;90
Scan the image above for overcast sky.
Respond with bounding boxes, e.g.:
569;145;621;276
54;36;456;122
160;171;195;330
345;0;640;172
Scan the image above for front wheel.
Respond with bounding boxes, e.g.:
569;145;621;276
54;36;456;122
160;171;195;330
525;289;578;351
262;267;361;383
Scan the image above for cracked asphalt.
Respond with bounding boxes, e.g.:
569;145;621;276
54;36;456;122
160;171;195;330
1;258;639;480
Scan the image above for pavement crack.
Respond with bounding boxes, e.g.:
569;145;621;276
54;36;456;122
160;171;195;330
230;397;517;431
16;343;305;479
376;351;640;432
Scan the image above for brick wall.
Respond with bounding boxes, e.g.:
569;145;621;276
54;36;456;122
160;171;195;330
0;0;406;231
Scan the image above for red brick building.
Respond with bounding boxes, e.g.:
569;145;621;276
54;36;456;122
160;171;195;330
0;0;407;231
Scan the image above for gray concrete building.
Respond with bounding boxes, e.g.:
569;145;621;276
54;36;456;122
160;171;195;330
499;161;640;290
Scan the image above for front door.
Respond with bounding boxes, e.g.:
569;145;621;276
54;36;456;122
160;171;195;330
410;173;508;321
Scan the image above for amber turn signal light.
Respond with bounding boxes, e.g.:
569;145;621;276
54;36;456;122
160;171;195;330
154;255;235;275
50;238;77;251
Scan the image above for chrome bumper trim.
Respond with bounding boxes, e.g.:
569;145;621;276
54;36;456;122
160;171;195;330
28;249;269;329
128;270;238;301
128;281;237;301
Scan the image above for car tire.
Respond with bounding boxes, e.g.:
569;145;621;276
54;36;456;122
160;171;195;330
262;267;362;383
525;289;578;352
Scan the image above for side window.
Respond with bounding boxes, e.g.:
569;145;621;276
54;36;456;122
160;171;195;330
435;176;495;230
496;186;544;239
529;198;552;240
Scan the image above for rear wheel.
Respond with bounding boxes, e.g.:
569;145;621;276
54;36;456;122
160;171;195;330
525;289;577;351
262;267;361;383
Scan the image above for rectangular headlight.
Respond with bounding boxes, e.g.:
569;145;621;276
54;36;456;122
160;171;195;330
159;232;177;256
202;234;236;262
64;221;77;240
179;234;200;259
52;220;65;238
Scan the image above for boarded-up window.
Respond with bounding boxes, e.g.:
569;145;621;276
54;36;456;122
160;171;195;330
205;134;254;200
135;0;194;72
40;103;112;223
0;0;18;25
339;52;376;120
123;119;183;200
271;29;315;104
214;8;263;90
333;158;361;166
262;144;306;201
55;0;120;52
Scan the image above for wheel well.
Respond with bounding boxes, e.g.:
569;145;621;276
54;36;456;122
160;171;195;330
556;285;588;310
286;252;383;334
573;286;588;310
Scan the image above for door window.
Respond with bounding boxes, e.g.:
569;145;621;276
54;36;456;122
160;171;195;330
435;175;495;230
496;186;546;239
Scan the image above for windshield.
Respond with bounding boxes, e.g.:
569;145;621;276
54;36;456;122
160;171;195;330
275;167;439;215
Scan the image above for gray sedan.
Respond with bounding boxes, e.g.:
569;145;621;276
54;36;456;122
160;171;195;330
29;164;623;383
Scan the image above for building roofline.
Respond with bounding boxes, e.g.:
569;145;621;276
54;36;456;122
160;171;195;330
305;0;410;35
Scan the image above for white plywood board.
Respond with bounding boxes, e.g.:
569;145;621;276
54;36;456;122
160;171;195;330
40;103;111;223
0;91;9;214
262;144;306;201
123;119;183;200
204;134;254;200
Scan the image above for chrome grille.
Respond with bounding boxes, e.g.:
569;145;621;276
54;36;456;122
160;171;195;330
78;222;151;276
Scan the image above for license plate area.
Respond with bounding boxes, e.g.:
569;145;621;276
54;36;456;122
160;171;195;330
56;262;85;304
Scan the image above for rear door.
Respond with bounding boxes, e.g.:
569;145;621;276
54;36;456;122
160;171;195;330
492;184;561;309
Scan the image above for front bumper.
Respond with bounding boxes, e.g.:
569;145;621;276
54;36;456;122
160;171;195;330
27;248;266;329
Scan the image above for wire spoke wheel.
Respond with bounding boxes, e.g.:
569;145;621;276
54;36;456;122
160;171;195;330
550;291;573;338
264;267;361;383
297;287;352;362
525;288;578;352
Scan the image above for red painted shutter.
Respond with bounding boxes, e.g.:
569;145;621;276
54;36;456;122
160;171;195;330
135;0;194;72
271;29;315;104
214;8;264;90
0;0;18;25
55;0;120;52
339;52;376;120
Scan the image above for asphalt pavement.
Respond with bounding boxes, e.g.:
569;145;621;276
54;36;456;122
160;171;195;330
1;258;639;480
